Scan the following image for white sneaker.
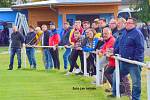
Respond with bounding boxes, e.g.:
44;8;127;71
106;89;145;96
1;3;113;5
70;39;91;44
65;72;72;76
74;68;81;74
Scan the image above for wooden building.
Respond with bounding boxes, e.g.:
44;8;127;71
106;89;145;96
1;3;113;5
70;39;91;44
12;0;121;28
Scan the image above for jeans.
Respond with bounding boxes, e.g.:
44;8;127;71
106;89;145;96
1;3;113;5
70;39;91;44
49;48;60;69
43;48;53;69
26;48;36;68
63;48;71;70
112;62;141;100
9;48;21;69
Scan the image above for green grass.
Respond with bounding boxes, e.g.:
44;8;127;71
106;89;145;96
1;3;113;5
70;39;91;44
0;47;149;100
0;46;8;53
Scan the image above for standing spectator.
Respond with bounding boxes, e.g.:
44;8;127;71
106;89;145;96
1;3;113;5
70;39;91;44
82;21;91;48
82;28;99;76
25;26;37;69
69;20;85;73
109;19;118;38
141;23;149;48
70;20;84;44
65;31;84;75
8;26;24;70
92;19;104;49
96;27;115;85
112;18;144;100
109;18;131;98
41;24;53;70
148;22;150;38
92;20;101;33
98;18;108;33
35;27;43;46
59;22;72;70
49;22;60;69
82;21;91;36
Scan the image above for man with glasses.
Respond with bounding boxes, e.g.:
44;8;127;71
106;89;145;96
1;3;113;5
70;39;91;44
112;18;144;100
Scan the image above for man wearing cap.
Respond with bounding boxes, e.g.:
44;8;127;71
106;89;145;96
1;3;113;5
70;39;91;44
49;22;60;69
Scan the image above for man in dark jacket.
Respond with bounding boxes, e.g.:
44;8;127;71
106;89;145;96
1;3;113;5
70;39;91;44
114;18;144;100
41;24;53;70
59;22;72;70
25;26;37;69
109;18;118;38
109;18;131;99
8;26;24;70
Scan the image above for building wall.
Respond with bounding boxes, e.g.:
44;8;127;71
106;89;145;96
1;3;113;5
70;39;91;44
28;7;58;27
27;4;119;28
58;5;118;16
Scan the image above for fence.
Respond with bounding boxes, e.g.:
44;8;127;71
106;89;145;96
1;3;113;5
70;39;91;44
22;45;150;100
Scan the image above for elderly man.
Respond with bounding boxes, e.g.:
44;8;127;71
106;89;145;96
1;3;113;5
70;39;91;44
95;27;115;84
8;26;24;70
112;18;144;100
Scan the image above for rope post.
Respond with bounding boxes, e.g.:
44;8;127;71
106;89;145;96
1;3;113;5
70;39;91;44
115;54;120;98
96;54;100;86
83;52;88;76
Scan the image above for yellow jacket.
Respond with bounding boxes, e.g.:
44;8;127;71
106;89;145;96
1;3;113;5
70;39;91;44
35;31;43;46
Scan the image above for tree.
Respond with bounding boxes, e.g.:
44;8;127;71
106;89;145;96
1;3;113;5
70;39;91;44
0;0;13;7
130;0;150;22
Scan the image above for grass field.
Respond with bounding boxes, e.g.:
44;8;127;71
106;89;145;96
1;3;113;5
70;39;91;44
0;47;149;100
0;46;9;53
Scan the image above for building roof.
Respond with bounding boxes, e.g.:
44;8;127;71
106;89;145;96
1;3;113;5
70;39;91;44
12;0;121;8
0;8;13;12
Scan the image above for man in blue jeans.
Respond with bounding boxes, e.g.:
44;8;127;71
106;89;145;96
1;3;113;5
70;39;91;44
25;26;37;69
41;24;53;70
59;22;72;70
111;18;144;100
8;26;24;70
